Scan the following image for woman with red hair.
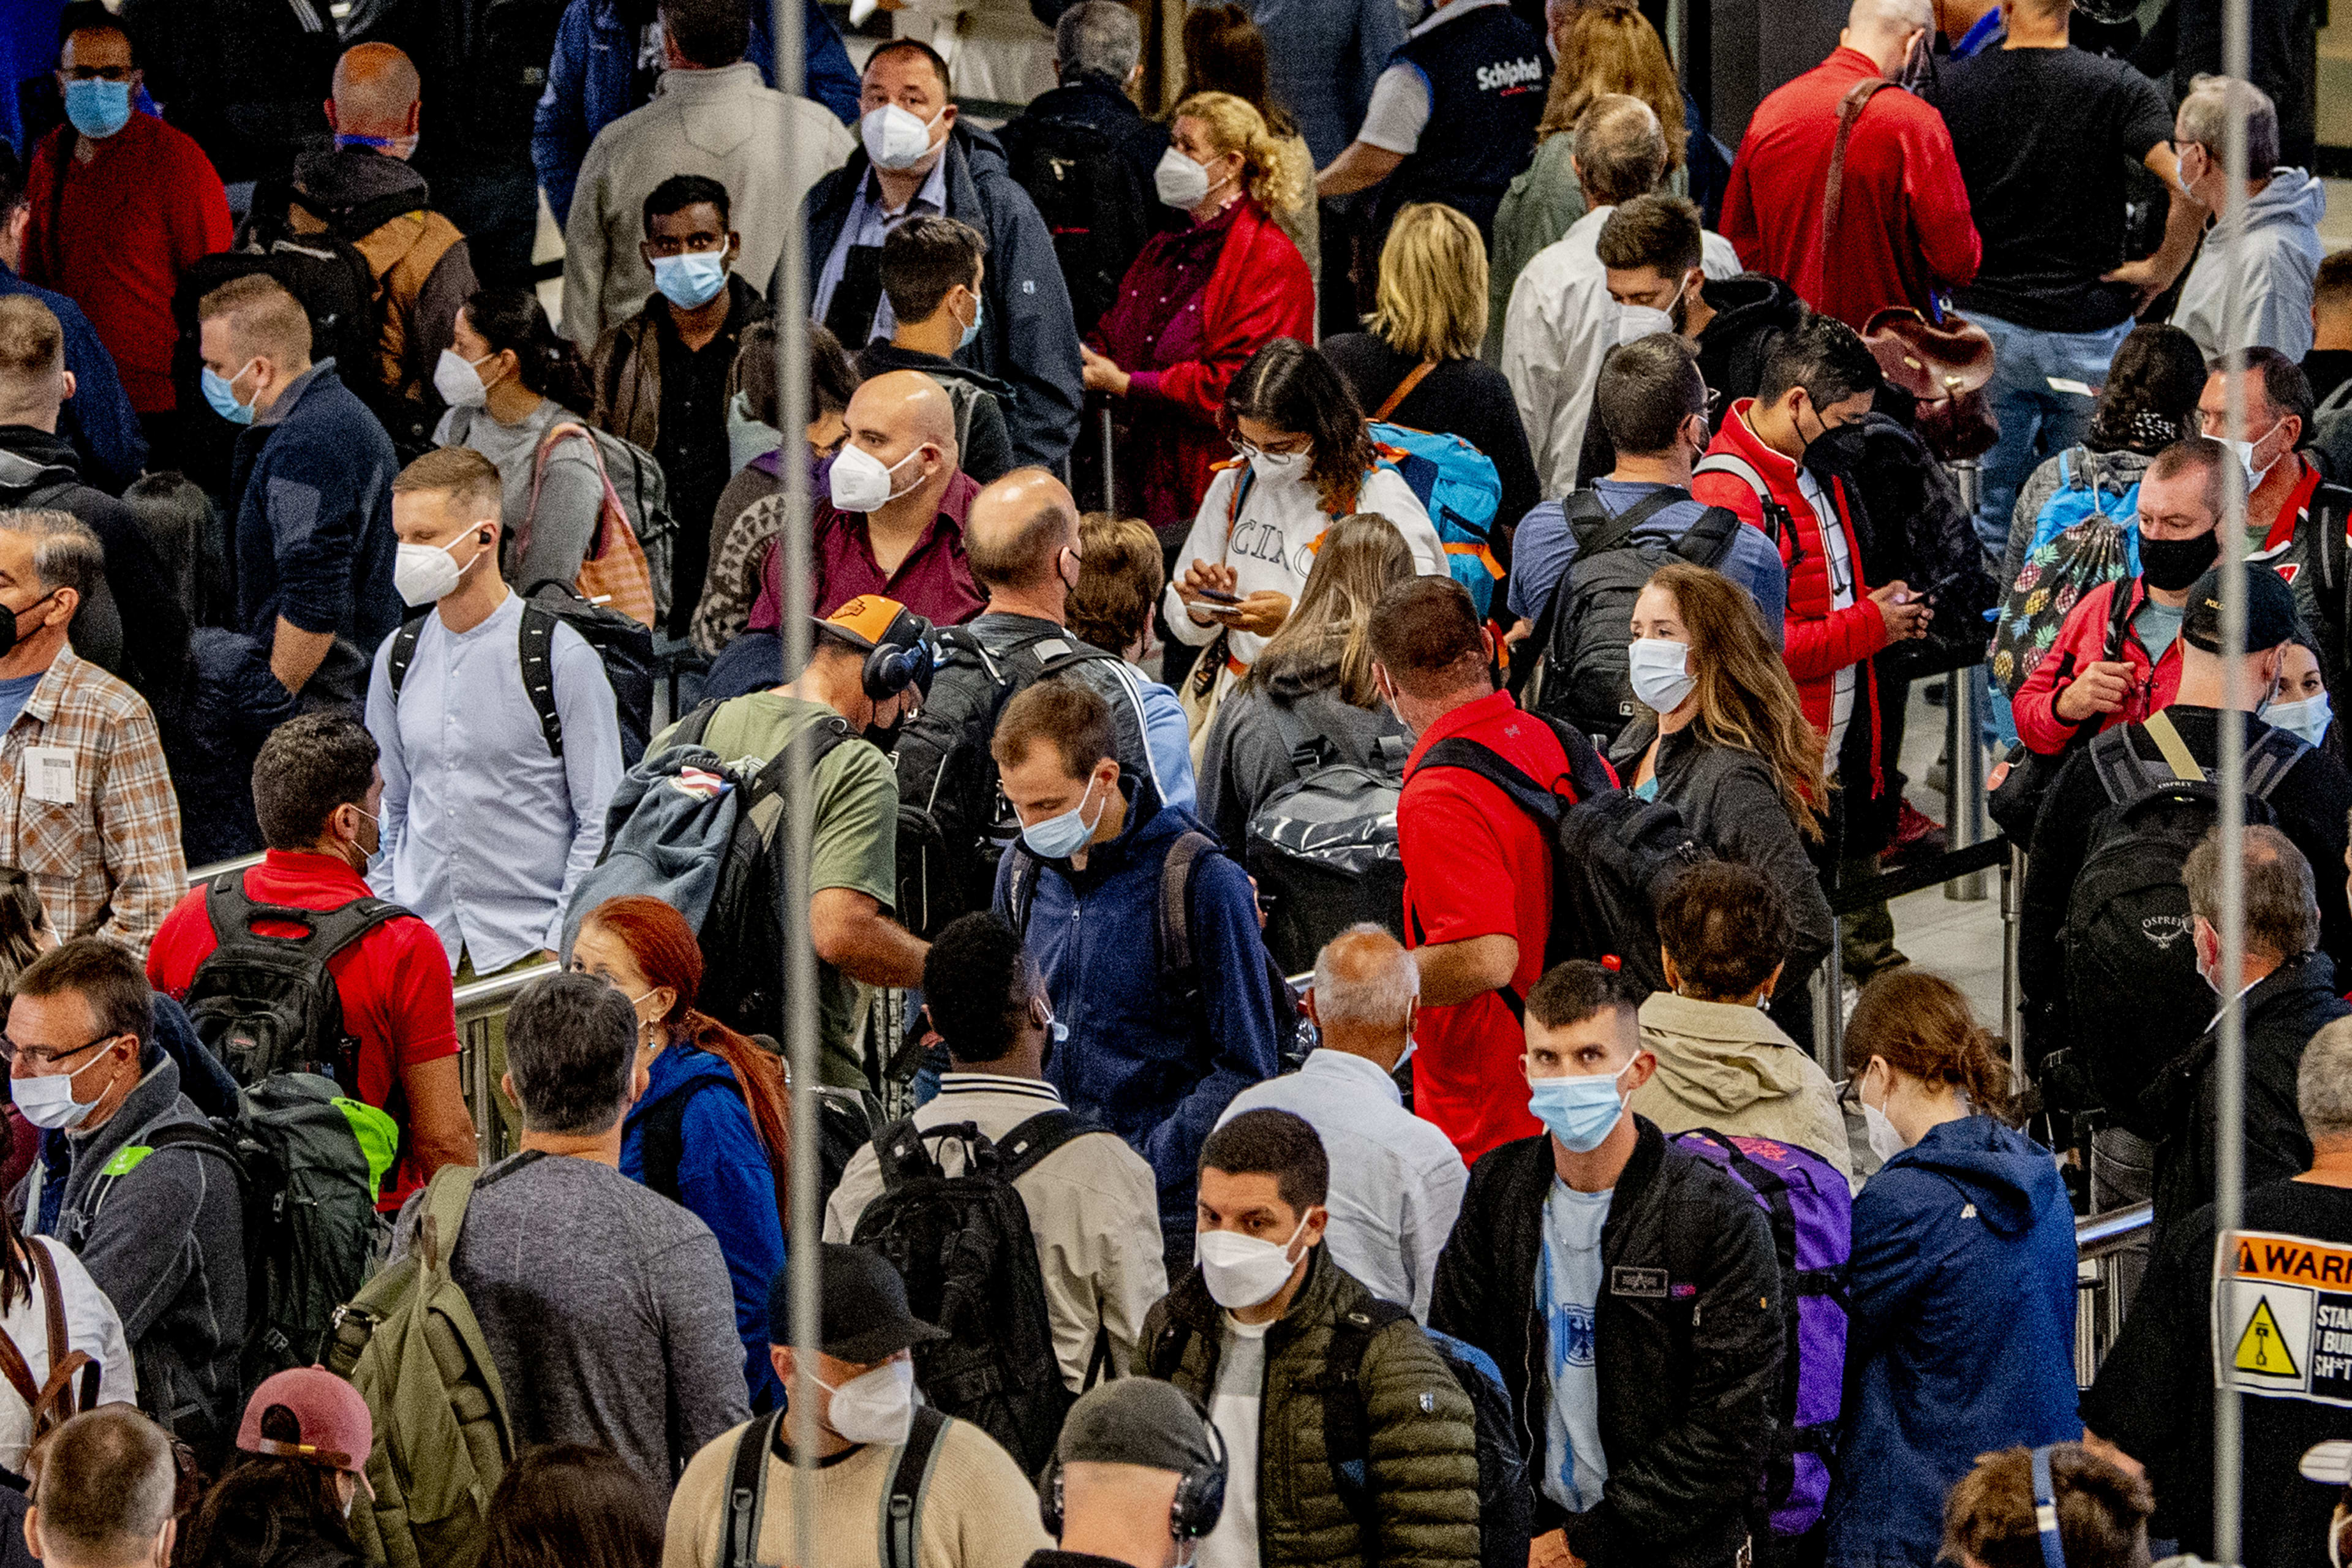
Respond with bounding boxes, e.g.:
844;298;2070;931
571;895;791;1410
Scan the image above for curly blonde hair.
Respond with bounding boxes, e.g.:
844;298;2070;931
1538;0;1687;171
1171;91;1306;217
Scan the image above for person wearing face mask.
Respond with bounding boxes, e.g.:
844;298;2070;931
21;5;232;472
990;681;1283;1268
12;941;249;1464
798;40;1085;473
858;217;1016;486
22;1408;186;1568
391;973;749;1494
571;895;793;1412
1141;1109;1479;1568
826;911;1167;1389
147;712;475;1212
1430;960;1782;1568
198;274;404;709
2270;638;2336;753
664;1242;1052;1568
2013;437;2226;757
2165;77;2324;366
1827;970;2079;1568
1082;92;1314;540
175;1370;375;1568
561;0;851;354
1716;0;1980;333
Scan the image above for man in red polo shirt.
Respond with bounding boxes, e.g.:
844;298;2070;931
1719;0;1979;330
148;712;477;1210
1373;576;1575;1165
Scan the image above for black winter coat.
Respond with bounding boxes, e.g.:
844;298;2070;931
1429;1118;1782;1568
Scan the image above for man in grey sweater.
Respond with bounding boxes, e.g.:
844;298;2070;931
399;970;749;1490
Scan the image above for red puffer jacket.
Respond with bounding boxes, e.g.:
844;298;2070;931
2010;574;2182;756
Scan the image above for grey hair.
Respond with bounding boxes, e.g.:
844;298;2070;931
2177;74;2281;173
0;508;100;598
1311;922;1420;1028
1845;0;1933;39
2302;1016;2352;1142
1057;1;1141;80
503;970;639;1136
2184;823;2318;962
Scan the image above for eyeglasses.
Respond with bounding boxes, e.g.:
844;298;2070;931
0;1030;121;1069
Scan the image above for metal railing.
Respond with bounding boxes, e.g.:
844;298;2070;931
2075;1200;2150;1389
186;854;262;889
453;966;544;1166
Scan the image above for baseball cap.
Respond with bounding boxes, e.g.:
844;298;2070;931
769;1243;947;1365
1056;1378;1219;1475
236;1366;375;1498
2183;565;2300;654
816;595;928;655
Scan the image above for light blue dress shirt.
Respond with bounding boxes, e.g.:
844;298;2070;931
812;156;952;347
366;592;625;971
1138;677;1197;815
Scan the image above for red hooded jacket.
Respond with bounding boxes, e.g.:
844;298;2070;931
2010;574;2183;757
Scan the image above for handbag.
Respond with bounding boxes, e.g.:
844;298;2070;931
518;423;660;630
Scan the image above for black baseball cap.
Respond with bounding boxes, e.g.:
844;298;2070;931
1056;1379;1219;1474
767;1243;945;1365
2183;565;2300;654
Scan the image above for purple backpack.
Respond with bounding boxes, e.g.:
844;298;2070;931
1672;1128;1852;1538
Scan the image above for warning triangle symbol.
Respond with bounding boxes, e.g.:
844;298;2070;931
2234;1297;2301;1378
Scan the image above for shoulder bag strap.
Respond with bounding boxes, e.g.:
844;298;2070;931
516;602;564;759
26;1241;89;1425
722;1405;786;1568
527;422;628;574
1373;361;1439;423
2143;710;2206;784
997;1108;1091;1183
884;1406;952;1568
1821;77;1892;244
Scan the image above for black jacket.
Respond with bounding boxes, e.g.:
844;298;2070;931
796;126;1084;471
854;342;1017;485
2144;949;2351;1245
1003;74;1171;213
1322;333;1543;543
1575;274;1803;481
1428;1118;1783;1568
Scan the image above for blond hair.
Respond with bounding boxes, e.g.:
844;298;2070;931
1366;203;1488;363
197;274;314;367
1539;0;1687;170
1171;91;1306;218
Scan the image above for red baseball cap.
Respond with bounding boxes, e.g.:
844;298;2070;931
236;1367;375;1498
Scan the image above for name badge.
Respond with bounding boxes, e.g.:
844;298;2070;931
1610;1265;1669;1299
23;746;74;805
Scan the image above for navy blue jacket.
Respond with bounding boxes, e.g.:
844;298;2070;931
0;262;145;491
797;124;1084;471
531;0;861;227
619;1042;786;1411
225;360;401;708
167;628;300;865
1822;1115;2081;1567
993;781;1280;1244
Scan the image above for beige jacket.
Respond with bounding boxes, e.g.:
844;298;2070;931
823;1073;1167;1389
1627;991;1857;1189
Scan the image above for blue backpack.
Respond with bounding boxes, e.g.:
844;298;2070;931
1370;421;1506;616
2019;448;2144;568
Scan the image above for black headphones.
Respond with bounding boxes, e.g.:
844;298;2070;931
861;611;937;701
1038;1389;1228;1544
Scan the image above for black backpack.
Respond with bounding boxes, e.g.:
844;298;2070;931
1528;488;1740;748
1416;712;1707;1000
717;1403;949;1568
1243;703;1411;975
181;875;409;1091
2056;710;2305;1135
849;1113;1099;1475
385;587;656;767
996;115;1149;339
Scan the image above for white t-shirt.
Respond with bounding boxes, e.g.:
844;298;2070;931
1537;1179;1612;1515
1795;464;1858;761
1197;1315;1272;1568
0;1238;135;1474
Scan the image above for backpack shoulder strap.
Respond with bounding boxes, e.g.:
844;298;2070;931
518;601;565;760
2142;710;2206;784
1566;486;1677;557
1156;831;1216;993
1821;76;1892;241
205;875;407;965
997;1108;1091;1184
2101;575;2138;663
721;1406;786;1568
639;1077;740;1204
2247;725;2313;801
1673;502;1744;567
1692;451;1793;554
1414;736;1564;830
869;1117;951;1194
671;698;723;753
1321;1298;1415;1517
1263;696;1326;772
385;614;427;700
1004;843;1045;940
884;1406;952;1568
1373;361;1439;423
2086;723;2160;805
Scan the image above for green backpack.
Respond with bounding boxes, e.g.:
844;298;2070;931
325;1165;514;1568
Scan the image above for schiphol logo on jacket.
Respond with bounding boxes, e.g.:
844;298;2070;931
1477;55;1546;94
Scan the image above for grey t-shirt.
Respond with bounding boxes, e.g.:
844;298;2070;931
396;1151;750;1491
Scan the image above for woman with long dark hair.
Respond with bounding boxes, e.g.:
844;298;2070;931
177;1369;366;1568
432;287;606;593
479;1445;663;1568
1161;338;1446;701
570;895;791;1411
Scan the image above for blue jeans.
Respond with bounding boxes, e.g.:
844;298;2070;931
1970;312;2133;561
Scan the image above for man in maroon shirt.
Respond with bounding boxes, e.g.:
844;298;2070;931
1719;0;1979;330
24;3;232;468
751;368;982;631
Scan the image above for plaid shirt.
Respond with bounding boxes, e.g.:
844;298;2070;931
0;647;186;956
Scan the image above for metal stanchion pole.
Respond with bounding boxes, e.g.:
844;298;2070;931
1816;864;1845;1080
1100;406;1117;514
2003;845;2026;1081
1945;665;1988;900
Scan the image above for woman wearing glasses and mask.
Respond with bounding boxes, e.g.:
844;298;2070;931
1161;339;1446;710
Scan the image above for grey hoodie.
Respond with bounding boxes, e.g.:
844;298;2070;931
2173;167;2328;363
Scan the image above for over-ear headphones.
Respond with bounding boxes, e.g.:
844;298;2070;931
862;620;936;701
1038;1387;1228;1544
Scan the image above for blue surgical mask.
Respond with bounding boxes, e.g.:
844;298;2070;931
956;292;984;352
1528;1057;1638;1153
63;78;132;140
202;359;259;426
2269;692;2333;748
650;251;728;309
1020;774;1108;861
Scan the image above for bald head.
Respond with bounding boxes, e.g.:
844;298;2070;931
1306;923;1419;1065
1844;0;1931;75
329;42;421;148
840;371;960;517
1574;94;1667;209
967;469;1080;597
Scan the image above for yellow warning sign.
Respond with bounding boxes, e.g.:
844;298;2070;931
2235;1297;2302;1377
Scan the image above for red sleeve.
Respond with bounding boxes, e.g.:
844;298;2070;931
19;135;61;287
144;887;214;997
1135;219;1316;425
1691;467;1766;529
168;138;234;271
376;920;461;1073
1902;100;1981;293
2011;579;2111;756
1398;774;1523;948
1782;601;1891;685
